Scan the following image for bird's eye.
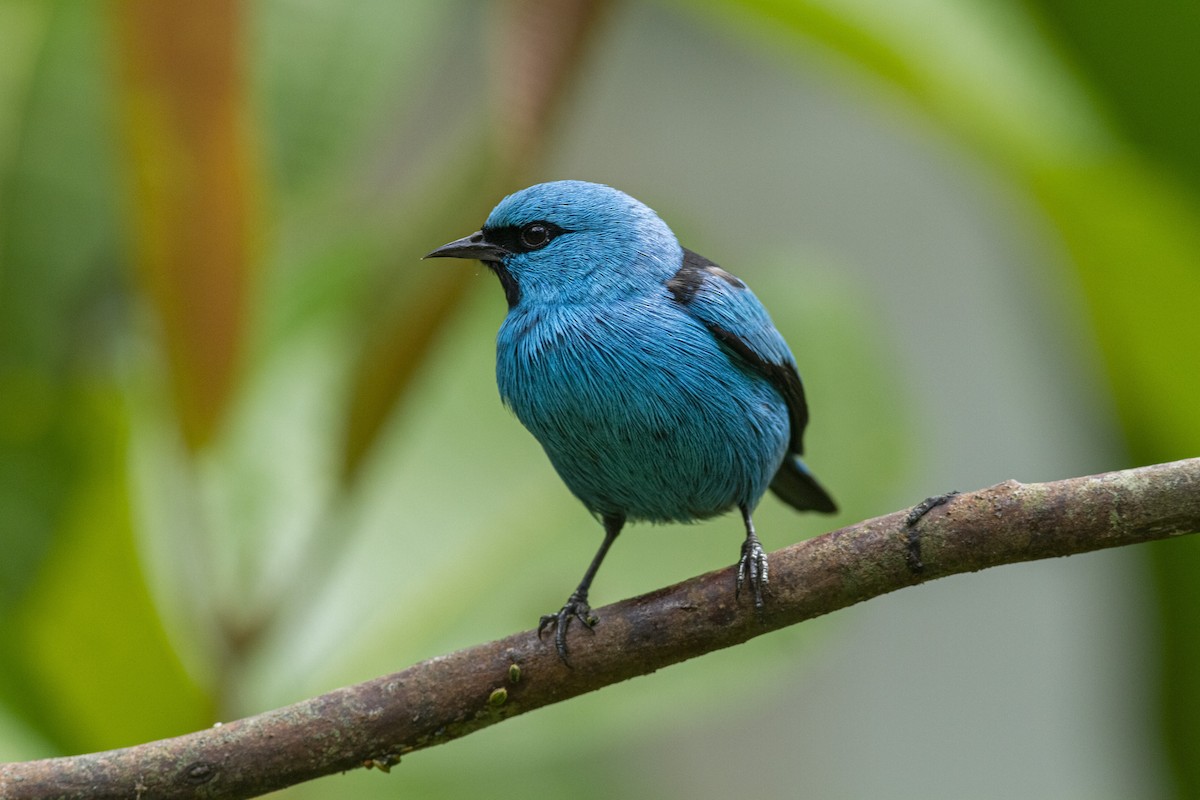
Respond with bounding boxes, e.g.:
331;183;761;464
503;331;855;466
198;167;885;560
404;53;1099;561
519;223;551;250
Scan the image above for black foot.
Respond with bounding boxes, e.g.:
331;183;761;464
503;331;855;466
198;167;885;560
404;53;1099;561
736;532;769;609
537;591;596;665
904;491;959;573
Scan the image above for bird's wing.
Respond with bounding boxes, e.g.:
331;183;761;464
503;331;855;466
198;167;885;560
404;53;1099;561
667;248;810;455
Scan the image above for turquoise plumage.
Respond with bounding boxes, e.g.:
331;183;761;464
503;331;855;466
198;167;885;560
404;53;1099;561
426;181;835;661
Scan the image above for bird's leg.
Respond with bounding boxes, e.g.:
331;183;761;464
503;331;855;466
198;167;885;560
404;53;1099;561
539;514;624;665
736;504;768;609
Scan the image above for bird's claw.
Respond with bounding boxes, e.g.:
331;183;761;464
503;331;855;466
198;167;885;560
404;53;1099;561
537;592;596;665
736;533;769;609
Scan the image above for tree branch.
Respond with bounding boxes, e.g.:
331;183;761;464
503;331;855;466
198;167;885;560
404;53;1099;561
4;458;1198;799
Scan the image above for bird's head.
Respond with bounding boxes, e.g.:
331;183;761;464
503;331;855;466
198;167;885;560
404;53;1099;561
425;181;681;308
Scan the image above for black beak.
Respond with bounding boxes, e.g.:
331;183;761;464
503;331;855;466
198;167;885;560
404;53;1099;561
424;231;509;262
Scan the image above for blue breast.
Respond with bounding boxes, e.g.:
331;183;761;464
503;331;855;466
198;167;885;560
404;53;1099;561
496;292;790;523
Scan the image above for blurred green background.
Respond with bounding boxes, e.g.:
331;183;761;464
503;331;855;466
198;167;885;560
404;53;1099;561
2;0;1198;797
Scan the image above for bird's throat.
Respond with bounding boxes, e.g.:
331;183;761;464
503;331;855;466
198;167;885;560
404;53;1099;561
487;261;521;309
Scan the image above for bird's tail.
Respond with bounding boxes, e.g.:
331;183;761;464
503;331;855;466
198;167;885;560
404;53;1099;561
770;456;837;514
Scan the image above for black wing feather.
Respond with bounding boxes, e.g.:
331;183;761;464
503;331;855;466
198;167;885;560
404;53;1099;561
669;249;836;514
671;249;808;455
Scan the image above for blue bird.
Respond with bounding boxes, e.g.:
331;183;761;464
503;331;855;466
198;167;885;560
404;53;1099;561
426;180;835;662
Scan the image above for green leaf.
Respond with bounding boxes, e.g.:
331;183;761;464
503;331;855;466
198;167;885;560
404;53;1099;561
9;389;211;753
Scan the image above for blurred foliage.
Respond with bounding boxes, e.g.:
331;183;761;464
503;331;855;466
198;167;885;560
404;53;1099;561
1029;5;1200;792
0;0;1197;798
